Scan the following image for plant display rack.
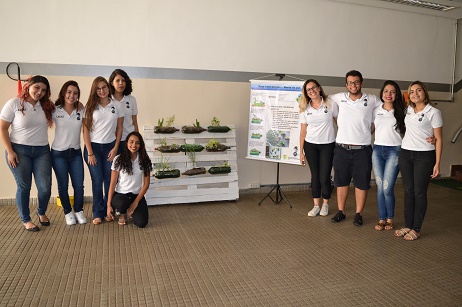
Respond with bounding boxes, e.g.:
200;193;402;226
143;125;238;205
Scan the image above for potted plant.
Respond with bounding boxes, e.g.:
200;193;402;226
182;119;206;134
155;115;179;134
182;144;206;176
180;143;204;152
205;139;229;152
208;161;231;174
207;116;231;133
154;156;181;179
156;137;181;153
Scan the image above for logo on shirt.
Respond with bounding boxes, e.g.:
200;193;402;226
306;112;313;115
324;106;328;113
125;101;130;109
418;114;425;122
56;115;65;118
111;106;115;114
76;112;81;120
363;99;368;107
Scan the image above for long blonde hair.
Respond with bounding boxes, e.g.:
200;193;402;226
299;79;328;113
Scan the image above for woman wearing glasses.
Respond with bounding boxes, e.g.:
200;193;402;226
372;81;406;232
109;69;139;154
299;79;338;217
83;76;124;225
395;81;443;241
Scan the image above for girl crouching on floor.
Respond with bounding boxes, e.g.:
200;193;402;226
107;131;152;227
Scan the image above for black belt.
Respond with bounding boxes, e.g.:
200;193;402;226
336;143;366;150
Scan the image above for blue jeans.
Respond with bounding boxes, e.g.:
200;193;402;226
84;141;114;219
6;143;52;223
52;148;84;215
372;145;400;220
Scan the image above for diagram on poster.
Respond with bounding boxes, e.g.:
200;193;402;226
246;80;304;165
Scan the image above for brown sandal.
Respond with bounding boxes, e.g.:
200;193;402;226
384;222;394;231
374;222;385;231
105;215;114;222
92;218;102;225
118;214;127;226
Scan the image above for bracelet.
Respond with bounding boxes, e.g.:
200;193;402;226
88;153;94;156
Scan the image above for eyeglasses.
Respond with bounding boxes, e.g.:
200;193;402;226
347;81;361;86
306;85;319;93
96;86;108;92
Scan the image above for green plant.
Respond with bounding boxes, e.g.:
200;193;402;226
210;116;220;126
206;139;219;150
193;119;201;128
155;155;173;172
159;137;167;147
157;115;175;127
166;115;175;127
182;144;198;167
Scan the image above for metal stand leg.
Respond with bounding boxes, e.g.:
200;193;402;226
258;163;292;208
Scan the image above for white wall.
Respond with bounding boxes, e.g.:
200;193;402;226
0;0;460;200
0;0;456;83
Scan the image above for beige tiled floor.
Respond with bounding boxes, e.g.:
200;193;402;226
0;183;461;306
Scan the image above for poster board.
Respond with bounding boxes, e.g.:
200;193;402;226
246;80;304;165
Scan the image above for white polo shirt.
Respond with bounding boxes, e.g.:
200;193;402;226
112;95;138;140
52;106;83;151
330;92;381;145
402;104;442;151
0;97;49;146
299;98;338;144
85;99;124;144
112;154;144;194
373;104;402;146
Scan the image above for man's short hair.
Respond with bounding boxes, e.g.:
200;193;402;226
345;70;363;83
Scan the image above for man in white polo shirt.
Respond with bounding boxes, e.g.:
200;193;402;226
330;70;381;226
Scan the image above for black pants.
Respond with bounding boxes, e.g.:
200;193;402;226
303;142;335;199
398;149;435;232
112;192;149;228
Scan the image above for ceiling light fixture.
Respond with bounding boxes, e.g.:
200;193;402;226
378;0;457;11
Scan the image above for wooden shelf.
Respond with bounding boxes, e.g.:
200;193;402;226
143;125;239;205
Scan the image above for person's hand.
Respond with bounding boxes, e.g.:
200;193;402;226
431;165;440;178
7;151;19;168
87;155;97;166
300;155;306;166
426;135;436;145
107;205;114;220
107;148;117;161
127;202;139;219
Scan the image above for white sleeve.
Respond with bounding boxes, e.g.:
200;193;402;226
0;99;16;123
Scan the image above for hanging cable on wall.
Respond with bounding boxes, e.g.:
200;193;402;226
6;62;28;93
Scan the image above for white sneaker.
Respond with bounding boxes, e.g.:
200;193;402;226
74;211;87;224
65;212;76;225
308;206;321;217
320;204;329;216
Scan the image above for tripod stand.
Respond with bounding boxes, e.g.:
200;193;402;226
258;162;292;208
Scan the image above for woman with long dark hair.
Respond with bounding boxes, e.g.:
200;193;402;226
52;81;86;225
395;81;443;241
0;76;55;231
83;76;124;225
299;79;338;217
107;131;152;228
372;81;406;231
109;69;139;154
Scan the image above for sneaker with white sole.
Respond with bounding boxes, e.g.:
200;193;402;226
65;212;76;225
320;204;329;216
308;206;321;217
74;211;87;224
